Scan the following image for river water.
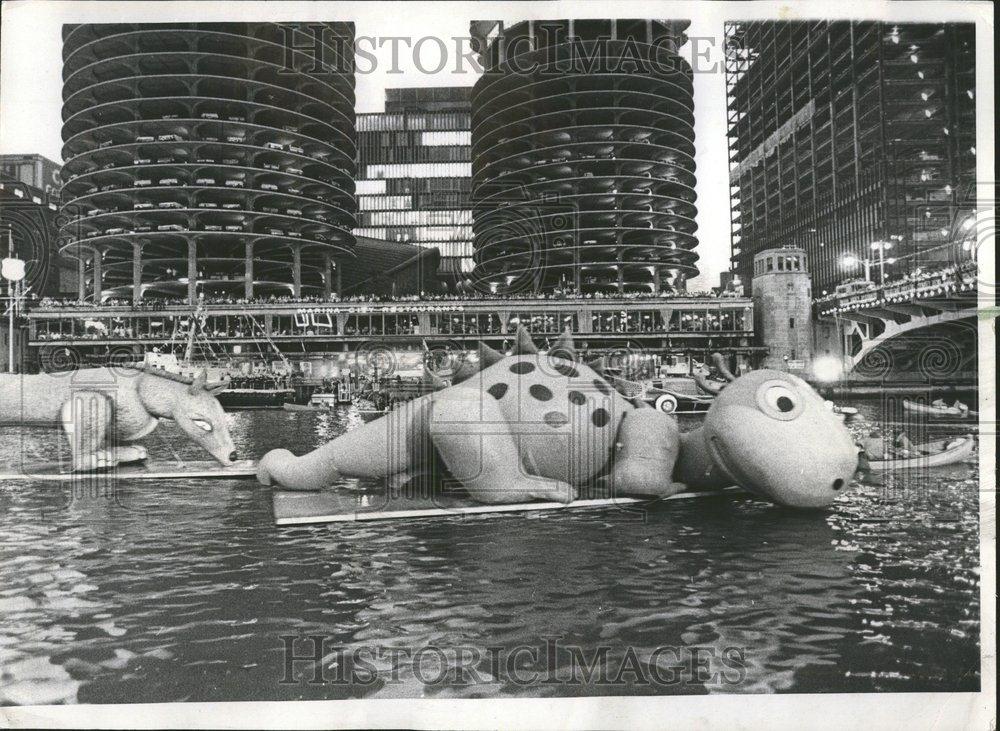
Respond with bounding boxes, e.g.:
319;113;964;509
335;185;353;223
0;405;981;703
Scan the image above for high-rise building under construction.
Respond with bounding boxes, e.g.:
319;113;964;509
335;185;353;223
725;21;976;295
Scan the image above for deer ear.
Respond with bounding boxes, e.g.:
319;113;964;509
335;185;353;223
206;378;229;395
189;369;208;395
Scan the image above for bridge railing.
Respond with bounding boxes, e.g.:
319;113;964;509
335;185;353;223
815;261;977;316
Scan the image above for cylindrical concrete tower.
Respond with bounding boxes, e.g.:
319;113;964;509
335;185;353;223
59;22;357;303
469;20;698;295
751;247;813;372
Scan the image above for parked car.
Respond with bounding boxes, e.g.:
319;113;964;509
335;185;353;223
133;157;151;165
135;135;155;143
228;115;246;122
158;201;183;209
133;202;154;210
156;157;174;164
226;136;245;144
197;202;219;209
134;225;152;233
264;142;284;150
100;184;117;191
225;180;244;188
105;227;125;235
285;167;303;175
267;228;284;236
101;162;115;170
286;208;303;216
224;224;242;232
222;158;239;165
262;163;280;171
200;112;219;119
222;202;242;210
158;177;180;185
288;145;304;154
98;140;114;148
261;206;278;214
157;134;182;142
287;187;302;195
204;224;223;231
157;224;184;232
86;208;103;217
260;183;278;191
287;231;302;238
86;230;101;238
195;177;216;185
162;114;179;120
202;136;220;142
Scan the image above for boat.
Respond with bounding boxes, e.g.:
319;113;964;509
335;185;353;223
606;374;714;415
902;399;978;418
643;387;714;415
282;402;326;412
867;435;976;470
219;387;295;409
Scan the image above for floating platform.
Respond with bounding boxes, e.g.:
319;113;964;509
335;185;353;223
0;460;258;482
273;486;746;526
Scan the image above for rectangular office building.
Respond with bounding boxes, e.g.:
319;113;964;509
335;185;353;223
355;87;474;284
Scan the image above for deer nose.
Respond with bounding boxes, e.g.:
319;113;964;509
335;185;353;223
229;451;238;463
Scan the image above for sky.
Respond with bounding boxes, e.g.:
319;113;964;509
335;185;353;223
2;1;990;292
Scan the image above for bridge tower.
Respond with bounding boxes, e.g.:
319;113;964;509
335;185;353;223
751;247;813;372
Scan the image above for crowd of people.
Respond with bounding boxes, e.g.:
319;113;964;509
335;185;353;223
225;373;293;391
33;287;729;312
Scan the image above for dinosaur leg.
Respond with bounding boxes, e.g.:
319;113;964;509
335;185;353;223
429;387;577;505
60;392;148;471
606;407;687;497
257;394;434;490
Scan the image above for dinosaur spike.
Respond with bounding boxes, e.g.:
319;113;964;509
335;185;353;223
477;341;505;368
711;352;737;382
586;356;606;376
549;329;577;360
510;326;538;355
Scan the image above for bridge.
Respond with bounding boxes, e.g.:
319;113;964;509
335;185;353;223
814;261;978;381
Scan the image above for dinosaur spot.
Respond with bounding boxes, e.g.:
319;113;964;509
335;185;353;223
568;390;587;406
593;379;611;395
552;362;579;378
592;408;611;428
529;384;553;401
543;411;569;428
487;383;508;400
510;361;535;375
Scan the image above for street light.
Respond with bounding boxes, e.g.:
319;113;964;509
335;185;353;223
2;230;27;374
870;240;894;281
841;253;870;282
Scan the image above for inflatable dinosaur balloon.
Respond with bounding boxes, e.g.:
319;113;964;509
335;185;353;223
257;328;858;509
1;367;237;470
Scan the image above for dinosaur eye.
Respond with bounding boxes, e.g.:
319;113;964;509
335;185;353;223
755;381;803;420
193;419;213;433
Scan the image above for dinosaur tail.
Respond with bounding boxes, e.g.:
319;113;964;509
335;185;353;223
257;395;434;490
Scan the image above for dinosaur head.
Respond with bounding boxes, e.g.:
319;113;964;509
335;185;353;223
172;370;237;465
702;370;858;508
